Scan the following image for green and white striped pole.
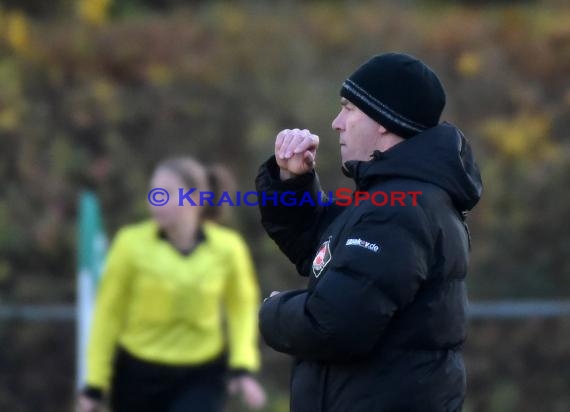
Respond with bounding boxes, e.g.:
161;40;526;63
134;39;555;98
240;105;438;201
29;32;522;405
76;191;107;389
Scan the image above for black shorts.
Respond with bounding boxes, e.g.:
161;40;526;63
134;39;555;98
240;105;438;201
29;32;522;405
110;347;227;412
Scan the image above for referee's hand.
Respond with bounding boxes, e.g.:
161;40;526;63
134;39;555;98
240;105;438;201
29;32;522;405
228;375;267;410
77;394;103;412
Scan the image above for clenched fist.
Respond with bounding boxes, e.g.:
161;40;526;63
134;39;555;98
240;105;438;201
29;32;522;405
275;129;319;180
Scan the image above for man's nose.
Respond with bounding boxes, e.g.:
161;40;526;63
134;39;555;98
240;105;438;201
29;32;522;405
331;112;343;131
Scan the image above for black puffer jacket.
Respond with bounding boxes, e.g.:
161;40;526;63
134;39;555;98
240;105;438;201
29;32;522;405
256;123;483;412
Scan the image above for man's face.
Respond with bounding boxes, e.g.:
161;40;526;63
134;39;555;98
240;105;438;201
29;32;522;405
332;98;381;164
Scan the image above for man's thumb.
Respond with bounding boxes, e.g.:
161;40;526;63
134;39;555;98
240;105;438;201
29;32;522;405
304;151;315;168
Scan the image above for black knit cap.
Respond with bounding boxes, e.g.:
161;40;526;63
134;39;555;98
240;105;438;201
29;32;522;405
340;53;446;138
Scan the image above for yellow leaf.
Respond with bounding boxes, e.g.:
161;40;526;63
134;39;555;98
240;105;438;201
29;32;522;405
92;79;114;103
6;11;30;53
481;114;555;161
456;52;482;77
0;108;19;131
146;64;172;86
78;0;113;26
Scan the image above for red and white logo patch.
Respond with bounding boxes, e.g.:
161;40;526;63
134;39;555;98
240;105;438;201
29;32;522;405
312;238;332;278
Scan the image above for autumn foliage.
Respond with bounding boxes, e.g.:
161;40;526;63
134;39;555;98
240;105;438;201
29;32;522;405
0;1;569;411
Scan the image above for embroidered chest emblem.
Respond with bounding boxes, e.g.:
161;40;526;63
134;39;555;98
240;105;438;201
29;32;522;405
312;238;332;278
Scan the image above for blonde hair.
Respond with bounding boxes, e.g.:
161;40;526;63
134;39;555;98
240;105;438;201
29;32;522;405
155;157;209;194
203;164;237;223
155;157;236;223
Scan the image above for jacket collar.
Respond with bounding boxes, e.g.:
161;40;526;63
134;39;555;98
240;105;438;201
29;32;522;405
342;150;385;190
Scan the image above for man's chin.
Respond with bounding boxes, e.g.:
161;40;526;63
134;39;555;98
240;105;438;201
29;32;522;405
340;154;357;164
339;148;348;164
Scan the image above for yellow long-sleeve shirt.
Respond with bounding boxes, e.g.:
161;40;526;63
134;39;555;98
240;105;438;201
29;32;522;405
86;220;261;390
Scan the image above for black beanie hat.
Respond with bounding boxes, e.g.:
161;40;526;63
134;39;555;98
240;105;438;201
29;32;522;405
340;53;446;138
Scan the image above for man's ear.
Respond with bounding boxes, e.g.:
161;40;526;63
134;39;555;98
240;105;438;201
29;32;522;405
377;124;388;135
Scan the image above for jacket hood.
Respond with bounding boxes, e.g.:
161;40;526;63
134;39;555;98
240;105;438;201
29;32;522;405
343;122;483;212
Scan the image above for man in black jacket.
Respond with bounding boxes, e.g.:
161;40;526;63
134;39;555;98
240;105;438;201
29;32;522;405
256;53;483;412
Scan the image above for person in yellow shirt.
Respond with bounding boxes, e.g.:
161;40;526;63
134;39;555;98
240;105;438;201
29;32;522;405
78;157;266;412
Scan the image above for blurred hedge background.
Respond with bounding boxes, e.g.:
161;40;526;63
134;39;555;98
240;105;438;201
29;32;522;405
0;0;569;411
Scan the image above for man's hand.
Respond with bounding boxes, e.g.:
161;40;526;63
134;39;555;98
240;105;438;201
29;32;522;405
228;375;267;410
275;129;319;180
